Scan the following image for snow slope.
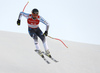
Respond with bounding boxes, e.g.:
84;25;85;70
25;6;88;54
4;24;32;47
0;31;100;73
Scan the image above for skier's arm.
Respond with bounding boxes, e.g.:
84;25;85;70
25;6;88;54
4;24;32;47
40;16;49;31
18;12;29;20
40;16;49;36
17;12;29;26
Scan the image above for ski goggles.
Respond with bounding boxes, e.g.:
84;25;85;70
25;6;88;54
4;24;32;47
32;13;38;16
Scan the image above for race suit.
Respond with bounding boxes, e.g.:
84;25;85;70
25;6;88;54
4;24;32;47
18;12;49;51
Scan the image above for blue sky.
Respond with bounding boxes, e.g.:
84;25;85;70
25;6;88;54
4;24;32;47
0;0;100;45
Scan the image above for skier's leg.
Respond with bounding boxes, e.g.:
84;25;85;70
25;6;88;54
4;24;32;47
28;27;41;51
43;39;49;51
32;34;43;55
36;28;49;51
33;34;40;50
40;36;51;56
36;28;51;56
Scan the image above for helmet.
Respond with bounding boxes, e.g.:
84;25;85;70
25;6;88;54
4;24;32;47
32;8;39;14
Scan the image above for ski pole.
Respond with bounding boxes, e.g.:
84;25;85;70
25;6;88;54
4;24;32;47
47;36;68;48
23;1;29;12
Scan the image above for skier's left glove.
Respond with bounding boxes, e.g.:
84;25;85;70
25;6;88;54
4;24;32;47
44;31;48;36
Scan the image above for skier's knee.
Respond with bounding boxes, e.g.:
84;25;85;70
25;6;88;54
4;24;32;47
33;34;38;40
34;39;38;45
34;42;38;45
41;35;46;43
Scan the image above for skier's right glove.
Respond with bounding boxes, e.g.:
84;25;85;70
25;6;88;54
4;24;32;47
17;19;21;26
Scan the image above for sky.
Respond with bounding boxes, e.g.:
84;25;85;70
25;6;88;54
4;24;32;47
0;0;100;45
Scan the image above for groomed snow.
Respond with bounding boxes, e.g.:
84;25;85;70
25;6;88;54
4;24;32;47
0;31;100;73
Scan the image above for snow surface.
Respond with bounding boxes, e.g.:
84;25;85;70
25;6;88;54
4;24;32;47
0;31;100;73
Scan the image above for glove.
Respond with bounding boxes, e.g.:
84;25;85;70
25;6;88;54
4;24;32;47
44;31;48;36
17;19;21;26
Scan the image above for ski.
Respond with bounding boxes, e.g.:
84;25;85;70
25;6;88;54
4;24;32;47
42;52;58;62
35;50;50;64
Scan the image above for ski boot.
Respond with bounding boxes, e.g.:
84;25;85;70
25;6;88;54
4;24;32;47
35;49;44;58
45;50;52;58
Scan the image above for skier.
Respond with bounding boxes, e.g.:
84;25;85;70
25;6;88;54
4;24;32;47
17;8;51;57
